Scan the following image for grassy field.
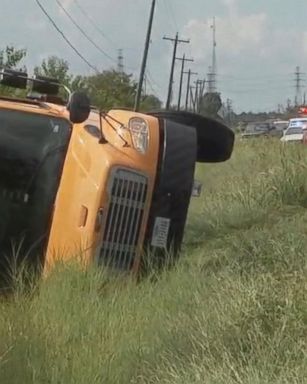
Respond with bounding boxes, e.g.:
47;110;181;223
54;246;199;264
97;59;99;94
1;138;307;383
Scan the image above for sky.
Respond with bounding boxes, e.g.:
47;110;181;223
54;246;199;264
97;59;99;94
1;0;307;112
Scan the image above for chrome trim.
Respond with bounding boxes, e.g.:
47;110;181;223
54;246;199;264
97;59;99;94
98;168;148;270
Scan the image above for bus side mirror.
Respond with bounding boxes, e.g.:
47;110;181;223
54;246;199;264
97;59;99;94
67;92;91;124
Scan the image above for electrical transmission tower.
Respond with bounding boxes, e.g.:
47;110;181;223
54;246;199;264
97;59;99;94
207;17;217;93
117;49;124;73
294;66;305;106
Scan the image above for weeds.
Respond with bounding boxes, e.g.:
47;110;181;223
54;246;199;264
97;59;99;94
1;138;307;383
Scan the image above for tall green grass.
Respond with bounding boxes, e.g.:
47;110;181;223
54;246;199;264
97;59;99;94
1;138;307;383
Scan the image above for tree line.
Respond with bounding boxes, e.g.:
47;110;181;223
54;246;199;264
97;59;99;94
1;45;239;123
0;45;162;112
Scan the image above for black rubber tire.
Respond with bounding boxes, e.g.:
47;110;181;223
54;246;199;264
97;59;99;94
147;110;235;163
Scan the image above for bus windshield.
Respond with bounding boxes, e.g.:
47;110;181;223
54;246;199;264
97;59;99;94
0;108;71;284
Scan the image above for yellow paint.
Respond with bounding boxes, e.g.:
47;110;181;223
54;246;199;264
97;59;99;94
0;98;160;274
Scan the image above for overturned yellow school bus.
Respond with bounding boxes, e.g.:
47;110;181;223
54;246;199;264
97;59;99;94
0;69;234;285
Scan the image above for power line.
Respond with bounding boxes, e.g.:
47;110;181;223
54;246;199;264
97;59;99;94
146;69;164;92
71;0;138;71
162;0;178;33
55;0;117;64
35;0;98;73
220;79;295;87
145;73;160;98
220;81;296;89
221;86;293;94
72;0;116;46
217;73;299;89
218;73;291;81
145;71;164;99
134;0;156;111
167;1;179;29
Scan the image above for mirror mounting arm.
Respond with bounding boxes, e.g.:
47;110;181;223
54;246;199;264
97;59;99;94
98;111;108;144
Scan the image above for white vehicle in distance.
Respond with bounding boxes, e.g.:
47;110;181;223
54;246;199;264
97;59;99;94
272;120;289;137
280;117;307;142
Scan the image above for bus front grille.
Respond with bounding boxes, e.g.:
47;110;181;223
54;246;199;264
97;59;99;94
98;168;148;270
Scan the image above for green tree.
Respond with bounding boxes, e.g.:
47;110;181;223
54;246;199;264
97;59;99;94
70;75;87;92
33;55;87;99
84;70;137;110
0;46;27;97
0;46;26;70
34;55;72;86
140;94;162;111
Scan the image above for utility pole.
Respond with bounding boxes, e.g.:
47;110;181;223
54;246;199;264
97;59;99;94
200;79;206;98
163;33;190;109
184;69;198;110
196;80;201;113
176;54;193;110
117;49;124;73
134;0;156;111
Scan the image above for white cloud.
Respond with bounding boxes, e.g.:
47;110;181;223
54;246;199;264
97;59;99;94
181;1;307;111
303;31;307;56
221;0;239;17
62;0;74;7
183;10;268;63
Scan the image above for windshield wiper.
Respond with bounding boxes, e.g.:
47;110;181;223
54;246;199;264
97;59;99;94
93;109;131;148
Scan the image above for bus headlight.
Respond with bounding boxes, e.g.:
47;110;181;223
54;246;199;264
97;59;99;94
129;117;149;154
